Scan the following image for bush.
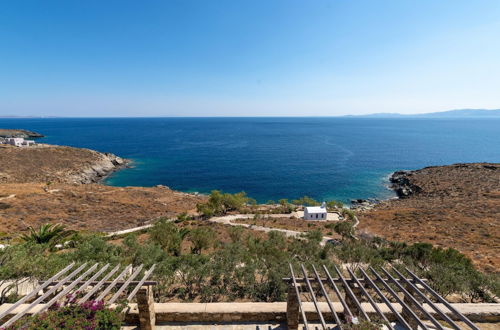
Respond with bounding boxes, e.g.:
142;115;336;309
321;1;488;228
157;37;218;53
341;208;357;221
291;196;319;206
20;223;73;245
7;300;123;329
149;219;189;256
326;200;344;211
188;227;216;254
334;221;356;240
196;190;254;218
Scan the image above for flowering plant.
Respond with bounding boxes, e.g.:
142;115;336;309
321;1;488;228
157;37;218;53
5;297;123;330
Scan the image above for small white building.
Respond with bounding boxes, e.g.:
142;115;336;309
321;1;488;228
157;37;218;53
5;138;25;147
22;139;35;146
304;202;328;220
4;137;35;147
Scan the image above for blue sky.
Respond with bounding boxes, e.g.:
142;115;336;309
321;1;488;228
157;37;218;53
1;0;499;117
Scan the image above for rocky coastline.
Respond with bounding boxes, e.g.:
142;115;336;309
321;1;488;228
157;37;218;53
0;128;44;139
389;170;422;198
358;163;500;272
69;150;129;184
352;168;434;209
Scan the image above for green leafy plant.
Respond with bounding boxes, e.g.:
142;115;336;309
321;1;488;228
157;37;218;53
291;196;319;206
149;219;189;256
188;227;215;254
6;299;123;329
196;190;254;218
20;223;72;244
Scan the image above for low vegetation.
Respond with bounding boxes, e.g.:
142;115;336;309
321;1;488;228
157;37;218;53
20;223;73;245
196;190;255;218
1;219;498;305
6;299;124;329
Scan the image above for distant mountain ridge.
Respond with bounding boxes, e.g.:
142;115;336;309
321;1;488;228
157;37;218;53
345;109;500;118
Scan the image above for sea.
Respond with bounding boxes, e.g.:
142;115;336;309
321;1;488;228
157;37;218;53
1;117;499;203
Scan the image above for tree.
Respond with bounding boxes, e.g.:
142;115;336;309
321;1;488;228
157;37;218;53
20;223;72;245
326;200;344;211
188;227;216;254
341;208;357;221
197;190;253;218
149;219;189;256
334;221;356;241
291;196;319;206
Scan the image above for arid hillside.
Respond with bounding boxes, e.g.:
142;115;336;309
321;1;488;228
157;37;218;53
0;183;205;234
0;144;126;184
358;163;500;272
0;144;205;235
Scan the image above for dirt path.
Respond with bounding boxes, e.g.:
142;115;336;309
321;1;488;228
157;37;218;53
106;213;341;245
209;214;335;245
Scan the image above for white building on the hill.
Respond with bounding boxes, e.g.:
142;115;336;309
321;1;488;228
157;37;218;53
304;202;328;220
4;138;35;147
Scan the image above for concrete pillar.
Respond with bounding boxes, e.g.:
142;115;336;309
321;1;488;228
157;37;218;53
137;286;155;330
286;283;300;330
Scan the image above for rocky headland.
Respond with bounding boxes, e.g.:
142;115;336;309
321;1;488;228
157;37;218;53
358;163;500;272
0;138;206;234
0;144;128;184
0;128;44;139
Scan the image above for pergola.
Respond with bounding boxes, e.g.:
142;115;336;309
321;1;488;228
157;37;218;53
0;262;156;329
285;264;479;330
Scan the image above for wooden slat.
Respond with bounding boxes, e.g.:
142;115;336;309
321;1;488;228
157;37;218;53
35;263;99;315
370;267;428;330
96;265;132;302
40;280;157;286
358;267;412;330
108;265;143;304
289;264;309;330
300;264;327;330
392;267;460;330
322;265;354;320
334;265;370;321
311;265;343;329
381;268;443;329
127;264;156;301
71;263;110;301
0;262;75;320
79;264;120;303
404;267;480;330
347;268;393;329
1;263;88;328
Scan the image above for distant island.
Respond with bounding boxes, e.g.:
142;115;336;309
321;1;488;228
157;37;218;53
0;128;44;138
344;108;500;118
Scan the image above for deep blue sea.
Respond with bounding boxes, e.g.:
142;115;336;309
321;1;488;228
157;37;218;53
1;117;499;203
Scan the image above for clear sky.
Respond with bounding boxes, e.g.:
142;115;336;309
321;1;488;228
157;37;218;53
1;0;500;117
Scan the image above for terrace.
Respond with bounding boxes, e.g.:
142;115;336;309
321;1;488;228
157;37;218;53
1;263;498;329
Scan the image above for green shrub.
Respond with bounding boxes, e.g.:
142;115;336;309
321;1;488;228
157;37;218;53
291;196;319;206
20;223;73;245
188;227;216;254
196;190;254;218
7;300;123;329
149;219;189;256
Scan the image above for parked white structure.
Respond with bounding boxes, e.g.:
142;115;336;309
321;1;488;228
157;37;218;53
304;202;328;220
3;137;35;147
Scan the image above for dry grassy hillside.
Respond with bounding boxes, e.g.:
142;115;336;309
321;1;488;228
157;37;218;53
0;144;124;184
0;144;205;235
359;163;500;272
0;183;205;234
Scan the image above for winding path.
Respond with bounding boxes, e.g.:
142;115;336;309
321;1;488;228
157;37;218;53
208;214;336;246
106;212;355;246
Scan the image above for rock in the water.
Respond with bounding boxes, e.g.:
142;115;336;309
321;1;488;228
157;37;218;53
390;170;422;198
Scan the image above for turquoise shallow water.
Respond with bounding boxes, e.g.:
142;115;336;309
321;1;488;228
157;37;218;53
1;117;499;203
